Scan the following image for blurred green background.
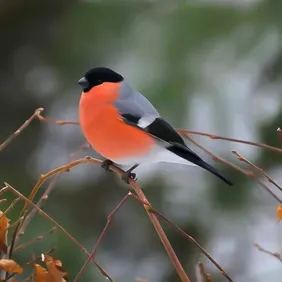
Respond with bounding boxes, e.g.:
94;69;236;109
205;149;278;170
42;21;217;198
1;0;282;281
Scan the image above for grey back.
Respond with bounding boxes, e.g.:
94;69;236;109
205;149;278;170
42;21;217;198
113;81;160;119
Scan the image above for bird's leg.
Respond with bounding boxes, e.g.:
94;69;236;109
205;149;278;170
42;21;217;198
121;164;139;184
101;159;113;172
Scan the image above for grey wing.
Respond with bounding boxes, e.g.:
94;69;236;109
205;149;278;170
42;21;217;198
114;81;160;121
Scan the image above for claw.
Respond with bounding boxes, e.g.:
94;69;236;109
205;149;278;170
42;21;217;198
101;159;113;172
121;172;136;184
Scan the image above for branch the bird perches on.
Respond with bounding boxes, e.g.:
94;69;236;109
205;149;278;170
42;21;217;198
1;108;282;281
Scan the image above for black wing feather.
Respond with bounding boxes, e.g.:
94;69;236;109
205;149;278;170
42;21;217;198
121;114;232;185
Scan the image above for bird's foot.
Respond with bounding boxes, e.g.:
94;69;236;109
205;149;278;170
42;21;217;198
121;171;137;184
101;159;113;172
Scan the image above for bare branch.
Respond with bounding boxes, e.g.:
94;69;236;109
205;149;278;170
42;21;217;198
196;262;212;282
130;194;234;282
254;243;282;262
3;183;115;282
179;130;282;154
277;128;282;144
231;150;282;203
182;134;282;203
0;108;44;152
17;141;90;242
6;155;191;282
74;193;132;282
15;227;56;252
231;149;282;193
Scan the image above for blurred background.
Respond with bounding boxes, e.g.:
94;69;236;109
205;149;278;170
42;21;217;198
1;0;282;281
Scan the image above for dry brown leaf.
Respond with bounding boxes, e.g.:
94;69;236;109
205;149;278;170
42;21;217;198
0;211;9;254
42;254;68;282
34;264;52;282
0;259;23;274
34;264;53;282
277;204;282;222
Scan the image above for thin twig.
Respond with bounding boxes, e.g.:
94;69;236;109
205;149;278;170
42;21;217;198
5;248;56;281
125;175;191;282
8;216;24;230
9;157;101;259
17;142;90;242
37;113;282;155
179;130;282;154
130;194;234;282
3;183;115;282
0;108;44;152
231;150;282;203
15;227;56;252
196;262;212;282
0;197;20;220
37;114;79;125
0;199;7;205
183;134;251;174
74;193;132;282
182;134;282;203
231;149;282;193
8;155;190;282
277;128;282;144
24;247;55;266
254;243;282;262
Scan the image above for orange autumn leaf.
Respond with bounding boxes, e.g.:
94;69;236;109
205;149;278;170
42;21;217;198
0;259;23;274
0;211;9;254
42;254;68;282
276;204;282;221
34;264;53;282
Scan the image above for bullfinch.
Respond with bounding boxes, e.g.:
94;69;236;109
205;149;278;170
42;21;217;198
78;67;232;185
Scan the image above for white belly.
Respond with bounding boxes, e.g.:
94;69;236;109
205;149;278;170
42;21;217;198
112;146;197;167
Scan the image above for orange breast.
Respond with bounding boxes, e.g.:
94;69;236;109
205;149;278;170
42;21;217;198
79;86;155;161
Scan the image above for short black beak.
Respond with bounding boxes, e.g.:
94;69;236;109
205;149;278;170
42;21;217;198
78;77;90;89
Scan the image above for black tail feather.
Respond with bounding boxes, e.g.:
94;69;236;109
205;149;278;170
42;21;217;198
195;159;233;186
167;143;233;186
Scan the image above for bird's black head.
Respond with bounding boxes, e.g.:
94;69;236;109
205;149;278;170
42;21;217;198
78;67;124;92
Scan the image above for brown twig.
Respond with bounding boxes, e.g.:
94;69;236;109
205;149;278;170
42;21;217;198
7;156;190;282
0;197;20;220
0;199;7;205
231;150;282;203
231;149;282;193
74;193;132;282
15;227;56;252
135;279;149;282
37;113;79;125
36;113;282;155
8;216;24;230
277;128;282;144
5;248;56;282
10;157;102;258
254;243;282;262
5;111;279;281
130;194;233;282
3;183;115;282
0;108;44;152
182;133;250;174
17;141;90;242
178;129;282;154
24;247;55;266
196;262;212;282
182;134;282;203
125;175;190;282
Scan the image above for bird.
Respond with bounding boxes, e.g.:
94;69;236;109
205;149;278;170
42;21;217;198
78;67;232;185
